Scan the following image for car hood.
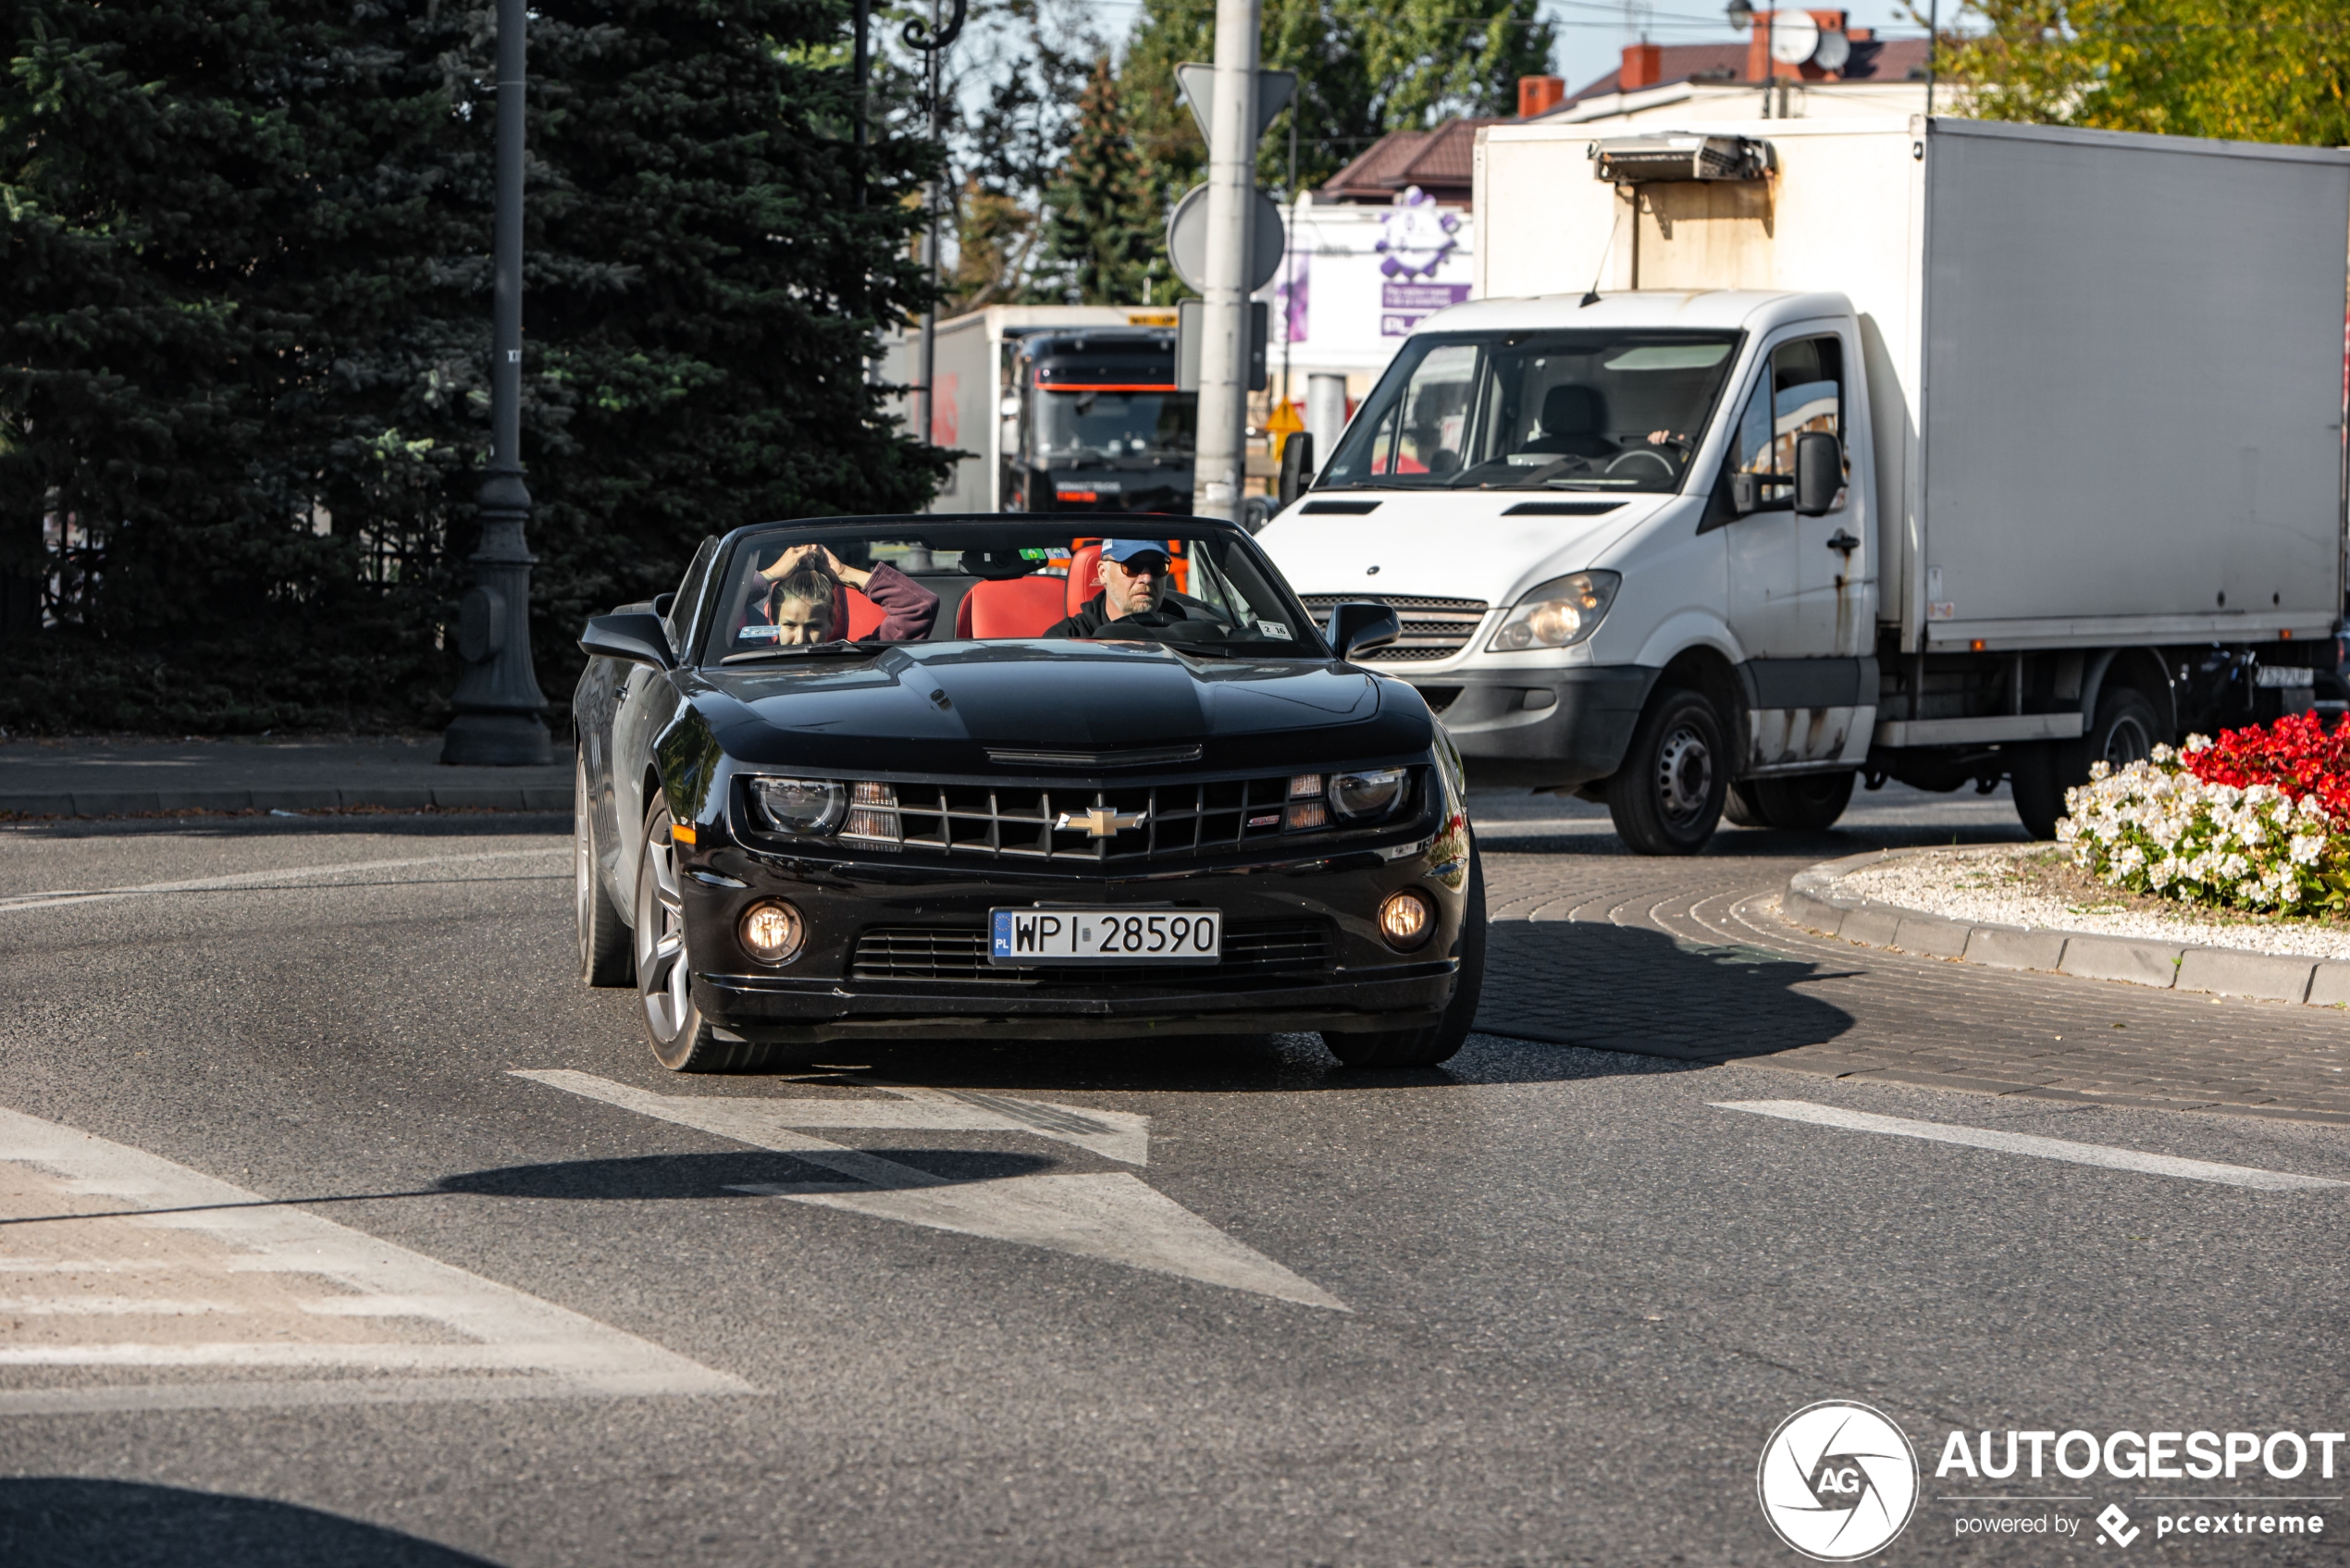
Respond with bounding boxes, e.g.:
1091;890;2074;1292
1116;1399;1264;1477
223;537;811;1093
690;641;1428;775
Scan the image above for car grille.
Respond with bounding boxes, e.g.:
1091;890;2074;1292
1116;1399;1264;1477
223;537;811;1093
821;771;1416;867
1296;594;1488;662
850;920;1336;984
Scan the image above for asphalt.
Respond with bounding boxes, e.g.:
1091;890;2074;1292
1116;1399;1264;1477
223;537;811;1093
0;790;2343;1565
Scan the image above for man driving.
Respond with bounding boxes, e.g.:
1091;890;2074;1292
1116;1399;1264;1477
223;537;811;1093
757;542;938;645
1045;539;1195;638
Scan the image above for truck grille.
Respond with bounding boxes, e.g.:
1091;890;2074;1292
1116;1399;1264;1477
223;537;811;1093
1296;595;1488;662
851;920;1335;983
780;770;1419;867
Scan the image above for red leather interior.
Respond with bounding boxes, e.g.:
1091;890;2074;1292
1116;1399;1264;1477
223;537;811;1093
963;575;1068;638
1066;544;1103;616
840;586;884;640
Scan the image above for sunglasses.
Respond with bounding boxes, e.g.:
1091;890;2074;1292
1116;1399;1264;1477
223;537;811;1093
1107;554;1169;575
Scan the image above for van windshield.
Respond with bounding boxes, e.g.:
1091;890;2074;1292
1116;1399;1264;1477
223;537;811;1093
1033;389;1196;465
1317;331;1741;492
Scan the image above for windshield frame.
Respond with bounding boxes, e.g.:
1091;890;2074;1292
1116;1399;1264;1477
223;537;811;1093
686;516;1335;668
1316;328;1747;496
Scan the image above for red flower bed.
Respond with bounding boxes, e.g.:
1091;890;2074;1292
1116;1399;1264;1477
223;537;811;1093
2183;710;2350;821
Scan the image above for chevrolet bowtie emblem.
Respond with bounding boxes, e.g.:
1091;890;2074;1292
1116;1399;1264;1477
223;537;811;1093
1057;806;1149;838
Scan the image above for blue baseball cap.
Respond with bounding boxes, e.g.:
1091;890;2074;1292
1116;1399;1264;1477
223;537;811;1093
1101;539;1171;567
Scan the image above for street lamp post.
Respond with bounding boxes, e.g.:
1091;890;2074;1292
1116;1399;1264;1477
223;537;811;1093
443;0;550;766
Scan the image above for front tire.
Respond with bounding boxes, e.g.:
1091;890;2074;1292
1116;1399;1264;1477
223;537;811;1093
577;755;633;988
1608;686;1729;855
1328;849;1486;1070
634;799;771;1072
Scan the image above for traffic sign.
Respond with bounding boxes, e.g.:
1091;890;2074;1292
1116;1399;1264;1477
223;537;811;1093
1166;183;1286;294
1174;64;1298;147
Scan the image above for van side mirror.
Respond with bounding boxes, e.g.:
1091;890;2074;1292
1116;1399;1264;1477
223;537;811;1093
1278;431;1316;509
1793;431;1843;516
580;611;675;672
1326;601;1401;661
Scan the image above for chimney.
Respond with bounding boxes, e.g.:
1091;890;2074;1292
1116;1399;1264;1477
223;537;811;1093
1517;75;1566;118
1620;42;1664;92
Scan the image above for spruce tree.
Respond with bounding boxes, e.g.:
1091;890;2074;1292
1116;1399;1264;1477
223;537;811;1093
1042;58;1160;304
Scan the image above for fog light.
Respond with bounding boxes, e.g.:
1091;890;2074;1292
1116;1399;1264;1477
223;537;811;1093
1379;888;1435;950
739;899;806;965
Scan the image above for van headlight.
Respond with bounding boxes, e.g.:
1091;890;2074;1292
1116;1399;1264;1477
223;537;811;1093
748;777;847;836
1487;571;1619;651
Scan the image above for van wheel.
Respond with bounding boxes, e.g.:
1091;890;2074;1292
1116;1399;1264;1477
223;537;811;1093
1724;779;1771;828
1328;850;1485;1069
1608;687;1729;855
2015;687;2162;840
1750;772;1855;831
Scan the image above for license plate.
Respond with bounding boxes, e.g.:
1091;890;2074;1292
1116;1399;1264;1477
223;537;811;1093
990;908;1221;965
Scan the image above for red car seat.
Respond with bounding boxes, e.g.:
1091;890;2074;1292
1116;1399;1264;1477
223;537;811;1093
957;575;1067;638
1066;543;1103;616
838;586;885;640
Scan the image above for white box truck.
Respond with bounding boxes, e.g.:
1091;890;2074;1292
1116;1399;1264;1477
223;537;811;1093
882;305;1196;516
1256;116;2350;852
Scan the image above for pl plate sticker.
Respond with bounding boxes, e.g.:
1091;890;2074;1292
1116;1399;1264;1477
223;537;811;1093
1256;621;1289;638
737;623;783;643
1758;1401;1919;1561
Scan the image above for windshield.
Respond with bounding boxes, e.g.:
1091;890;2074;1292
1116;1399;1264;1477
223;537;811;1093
694;523;1321;664
1033;389;1196;465
1317;331;1741;493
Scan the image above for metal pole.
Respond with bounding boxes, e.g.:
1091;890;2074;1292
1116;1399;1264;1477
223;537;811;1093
1281;111;1297;415
442;0;550;766
914;0;942;451
853;0;869;210
1761;7;1774;117
1192;0;1261;522
1925;0;1938;117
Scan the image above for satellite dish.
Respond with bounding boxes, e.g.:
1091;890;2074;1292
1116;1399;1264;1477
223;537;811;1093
1812;27;1851;71
1768;9;1820;64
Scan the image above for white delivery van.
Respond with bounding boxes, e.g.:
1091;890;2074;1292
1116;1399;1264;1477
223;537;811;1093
1257;116;2350;852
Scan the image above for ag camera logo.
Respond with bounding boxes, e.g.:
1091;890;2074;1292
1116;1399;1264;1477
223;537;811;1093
1759;1401;1920;1561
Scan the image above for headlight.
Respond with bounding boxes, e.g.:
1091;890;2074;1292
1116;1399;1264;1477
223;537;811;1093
1330;767;1408;821
748;777;846;835
1487;571;1620;652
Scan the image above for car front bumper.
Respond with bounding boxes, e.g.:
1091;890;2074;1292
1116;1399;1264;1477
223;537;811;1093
677;841;1471;1045
1404;666;1659;789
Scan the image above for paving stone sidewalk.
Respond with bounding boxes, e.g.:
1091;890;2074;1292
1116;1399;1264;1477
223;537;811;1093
0;735;572;817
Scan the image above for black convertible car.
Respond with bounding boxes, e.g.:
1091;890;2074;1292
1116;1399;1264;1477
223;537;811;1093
571;516;1483;1072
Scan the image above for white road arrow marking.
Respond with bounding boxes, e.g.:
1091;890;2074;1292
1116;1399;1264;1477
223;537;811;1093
515;1071;1345;1311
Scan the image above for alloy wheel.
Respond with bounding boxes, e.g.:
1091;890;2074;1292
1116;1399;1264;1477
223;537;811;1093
635;812;693;1046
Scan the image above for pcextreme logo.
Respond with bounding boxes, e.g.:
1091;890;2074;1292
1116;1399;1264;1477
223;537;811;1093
1758;1401;1922;1562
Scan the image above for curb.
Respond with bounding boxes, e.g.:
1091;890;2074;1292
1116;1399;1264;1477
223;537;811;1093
0;785;574;819
1784;849;2350;1008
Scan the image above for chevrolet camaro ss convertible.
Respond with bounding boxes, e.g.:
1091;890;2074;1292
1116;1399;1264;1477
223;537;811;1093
571;516;1484;1072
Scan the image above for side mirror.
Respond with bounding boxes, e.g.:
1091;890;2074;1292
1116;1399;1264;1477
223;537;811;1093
580;611;675;672
1278;431;1316;509
650;591;676;619
1793;431;1843;516
1326;601;1402;661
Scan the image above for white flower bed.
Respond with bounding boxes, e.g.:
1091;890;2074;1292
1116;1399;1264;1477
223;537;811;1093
2057;742;2343;913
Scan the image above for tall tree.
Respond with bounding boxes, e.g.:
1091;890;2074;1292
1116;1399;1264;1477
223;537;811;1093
1937;0;2350;144
0;0;945;732
1041;58;1162;304
1119;0;1556;215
